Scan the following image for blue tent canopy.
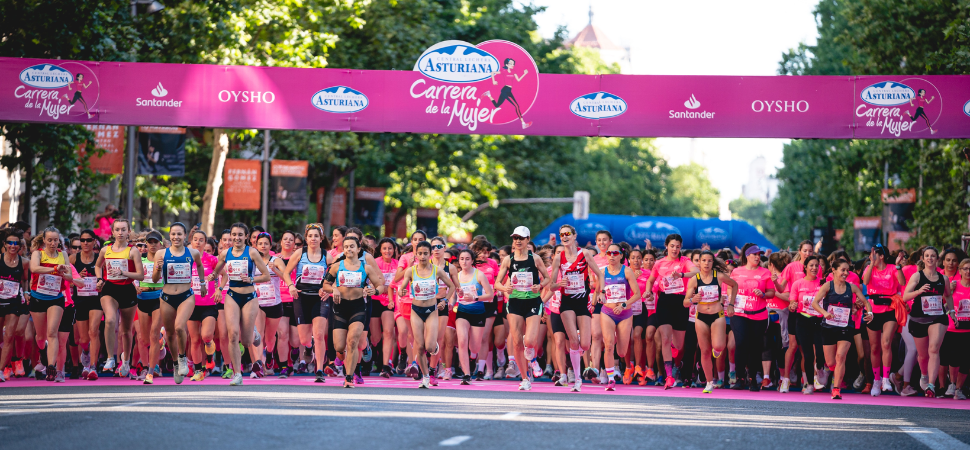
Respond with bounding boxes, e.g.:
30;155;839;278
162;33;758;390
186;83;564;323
535;214;777;251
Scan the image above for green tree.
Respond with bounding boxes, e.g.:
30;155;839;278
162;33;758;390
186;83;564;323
729;196;768;235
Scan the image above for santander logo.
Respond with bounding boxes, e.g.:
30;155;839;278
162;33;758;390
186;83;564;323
414;41;501;83
570;92;627;119
151;82;168;97
684;94;700;109
137;82;182;107
311;86;369;113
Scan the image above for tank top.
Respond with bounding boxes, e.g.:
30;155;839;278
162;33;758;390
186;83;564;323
559;249;590;301
192;251;219;306
410;265;439;302
508;251;539;300
912;270;946;319
696;271;721;303
602;265;631;304
457;269;486;314
225;245;255;288
949;281;970;333
336;259;368;289
373;257;398;306
255;256;281;306
72;252;98;297
30;250;66;300
140;255;163;288
821;281;853;328
0;256;23;302
103;244;135;285
295;248;327;293
633;268;649;314
278;256;295;303
162;247;193;285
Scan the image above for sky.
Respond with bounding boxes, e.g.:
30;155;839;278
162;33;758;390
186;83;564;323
525;0;821;218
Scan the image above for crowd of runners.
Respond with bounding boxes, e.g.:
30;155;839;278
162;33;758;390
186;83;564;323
0;218;967;401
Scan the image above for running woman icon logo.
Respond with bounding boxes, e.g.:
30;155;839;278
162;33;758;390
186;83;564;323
14;61;99;121
857;79;941;136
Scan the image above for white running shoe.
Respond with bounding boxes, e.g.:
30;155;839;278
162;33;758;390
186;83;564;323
491;368;501;380
919;375;929;391
506;361;520;379
530;359;542;378
174;366;184;384
945;384;957;397
779;378;790;393
253;327;262;347
484;370;494;380
955;389;967;400
440;368;452;381
571;378;582;392
80;351;90;369
178;356;189;376
566;368;575;384
870;382;881;396
102;357;116;372
814;378;826;391
518;377;532;391
881;377;894;393
703;382;715;394
817;367;830;387
229;372;243;386
419;376;431;389
901;385;918;396
597;369;608;385
802;385;814;395
852;372;865;390
119;360;131;378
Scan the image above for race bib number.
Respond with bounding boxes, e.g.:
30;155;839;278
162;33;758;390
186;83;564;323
631;300;642;314
300;264;325;285
256;282;276;301
663;276;684;294
383;272;395;287
78;277;98;297
803;295;821;317
338;271;362;288
735;294;753;311
0;279;19;299
227;260;249;281
604;284;626;304
645;293;656;310
192;275;202;292
688;303;697;323
957;299;970;319
564;273;585;296
167;262;191;284
36;274;62;296
143;262;155;281
106;259;127;281
458;285;478;303
698;285;719;303
826;305;850;327
922;295;943;315
547;291;562;313
412;279;437;301
511;272;533;292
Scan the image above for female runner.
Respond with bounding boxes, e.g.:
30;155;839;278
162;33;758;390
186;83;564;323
251;232;286;378
207;223;271;386
812;259;872;400
600;244;641;391
29;227;76;380
69;229;101;380
188;230;220;381
729;244;774;391
273;231;300;377
373;238;399;378
862;244;905;395
790;255;824;394
136;231;164;383
683;250;737;394
902;246;953;398
95;219;144;376
646;234;698;389
398;241;455;388
323;236;385;388
392;231;428;378
494;226;550;391
538;248;567;386
454;249;495;385
942;258;970;400
282;224;330;382
0;229;27;382
429;236;459;384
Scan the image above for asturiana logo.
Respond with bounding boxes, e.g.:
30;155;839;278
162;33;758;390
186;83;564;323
860;81;915;106
19;64;73;89
623;221;681;243
570;92;627;119
414;41;501;83
964;99;970;118
695;227;729;245
311;86;369;113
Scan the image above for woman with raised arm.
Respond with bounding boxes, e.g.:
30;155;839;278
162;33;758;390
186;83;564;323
94;219;144;376
599;244;642;392
28;227;76;381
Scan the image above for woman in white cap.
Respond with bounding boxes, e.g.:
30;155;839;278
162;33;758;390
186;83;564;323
494;226;551;391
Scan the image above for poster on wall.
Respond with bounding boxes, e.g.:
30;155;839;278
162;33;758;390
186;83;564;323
137;126;186;176
316;187;347;226
223;159;261;210
270;160;308;211
79;124;125;174
853;217;882;252
354;187;386;226
415;208;439;238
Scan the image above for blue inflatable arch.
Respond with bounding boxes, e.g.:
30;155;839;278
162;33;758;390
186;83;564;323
535;214;778;252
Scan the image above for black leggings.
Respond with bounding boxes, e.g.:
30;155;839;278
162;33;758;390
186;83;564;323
490;86;523;119
795;314;824;383
762;320;784;376
680;324;698;382
731;316;767;382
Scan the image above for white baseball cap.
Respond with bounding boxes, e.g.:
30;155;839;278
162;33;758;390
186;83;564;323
510;226;531;238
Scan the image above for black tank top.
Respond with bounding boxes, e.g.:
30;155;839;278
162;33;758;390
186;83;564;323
912;270;946;319
508;250;540;300
0;255;24;301
821;280;853;328
695;271;721;303
73;252;98;297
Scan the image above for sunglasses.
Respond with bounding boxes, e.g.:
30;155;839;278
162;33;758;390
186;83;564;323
5;241;19;246
72;246;81;250
135;243;148;248
511;235;528;241
432;244;446;250
559;231;574;237
79;238;95;243
606;250;622;256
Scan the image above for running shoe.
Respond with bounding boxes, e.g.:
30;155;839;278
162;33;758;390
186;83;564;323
102;357;116;373
863;382;873;395
925;384;936;398
644;367;656;382
852;372;865;390
543;365;554;379
492;368;502;380
870;383;881;397
761;378;773;390
80;351;90;369
635;366;645;380
566;368;575;384
461;375;471;386
204;340;215;356
713;379;724;389
555;377;567;387
956;389;967;400
672;379;682;388
278;367;290;379
119;360;131;379
475;370;485;382
779;378;790;393
174;366;184;385
890;373;904;394
728;371;737;385
749;379;761;392
551;370;561;383
86;369;99;381
518;377;532;391
315;370;325;383
623;367;634;385
177;355;189;377
252;361;265;378
582;367;595;381
920;375;930;391
429;368;438;386
144;374;154;385
592;368;604;385
45;365;56;381
362;345;373;363
354;371;364;385
229;372;243;386
664;376;675;390
324;363;337;377
137;368;149;381
817;367;830;387
419;376;431;389
530;359;542;378
703;382;715;394
222;368;234;380
882;377;894;393
190;370;206;382
945;384;957;397
3;367;12;380
571;378;582;392
440;368;452;381
395;357;406;375
814;378;826;391
901;385;918;396
605;380;615;392
831;387;841;400
344;375;354;388
0;370;5;383
406;362;420;380
802;385;814;395
55;371;65;383
297;361;308;374
14;360;25;377
252;327;261;347
638;375;648;387
381;365;393;379
506;361;521;379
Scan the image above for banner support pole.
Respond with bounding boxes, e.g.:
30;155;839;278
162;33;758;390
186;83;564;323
261;130;270;230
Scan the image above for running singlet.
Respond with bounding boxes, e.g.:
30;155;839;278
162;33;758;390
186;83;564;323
72;253;98;297
602;265;631;305
295;248;327;293
193;252;219;306
508;251;540;300
696;272;721;303
559;250;591;302
731;266;772;320
867;265;901;314
140;255;163;288
31;250;66;300
410;265;438;302
790;278;822;317
396;253;416;304
255;257;281;306
0;256;23;304
633;269;649;314
650;256;694;296
911;271;946;319
949;282;970;332
373;257;398;306
104;245;135;285
162;248;193;285
544;267;561;314
277;256;295;303
225;246;255;288
821;281;853;328
457;269;484;308
336;259;368;289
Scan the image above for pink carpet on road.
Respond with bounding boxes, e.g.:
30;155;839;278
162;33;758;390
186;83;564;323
2;375;968;411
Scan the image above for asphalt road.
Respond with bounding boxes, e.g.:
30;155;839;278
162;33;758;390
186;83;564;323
1;383;969;449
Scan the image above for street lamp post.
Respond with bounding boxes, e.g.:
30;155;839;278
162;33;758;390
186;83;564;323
125;0;165;225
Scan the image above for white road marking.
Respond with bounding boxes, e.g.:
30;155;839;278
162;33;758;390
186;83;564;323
900;427;970;450
112;402;148;408
439;435;471;446
501;411;521;419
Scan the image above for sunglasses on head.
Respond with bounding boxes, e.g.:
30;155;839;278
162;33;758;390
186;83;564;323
559;231;574;237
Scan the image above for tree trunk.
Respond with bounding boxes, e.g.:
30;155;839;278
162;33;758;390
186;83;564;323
201;129;229;236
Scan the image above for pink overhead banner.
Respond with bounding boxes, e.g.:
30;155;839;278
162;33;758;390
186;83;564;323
2;41;970;139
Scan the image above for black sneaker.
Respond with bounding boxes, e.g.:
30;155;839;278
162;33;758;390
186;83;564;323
344;374;354;388
297;361;308;374
461;375;471;385
749;379;761;392
315;370;325;383
380;365;393;378
45;365;56;382
475;370;484;381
